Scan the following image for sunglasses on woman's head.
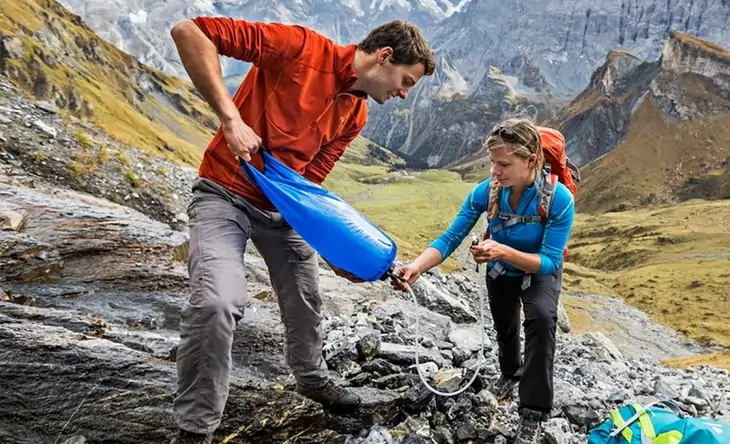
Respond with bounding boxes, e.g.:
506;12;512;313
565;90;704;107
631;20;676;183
490;125;528;146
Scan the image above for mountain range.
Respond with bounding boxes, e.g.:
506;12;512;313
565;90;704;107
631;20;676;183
54;0;730;170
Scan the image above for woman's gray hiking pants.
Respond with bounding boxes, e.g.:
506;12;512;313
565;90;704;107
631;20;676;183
173;178;328;434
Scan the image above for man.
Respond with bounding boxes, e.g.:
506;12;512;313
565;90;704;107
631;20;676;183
168;15;435;444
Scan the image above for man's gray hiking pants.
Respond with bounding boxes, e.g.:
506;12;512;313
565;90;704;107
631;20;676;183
173;177;328;434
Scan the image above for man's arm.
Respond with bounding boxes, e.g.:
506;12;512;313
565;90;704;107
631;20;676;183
169;18;307;160
170;19;240;123
303;111;367;185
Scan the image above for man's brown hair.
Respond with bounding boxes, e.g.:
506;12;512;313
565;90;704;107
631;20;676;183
357;20;436;76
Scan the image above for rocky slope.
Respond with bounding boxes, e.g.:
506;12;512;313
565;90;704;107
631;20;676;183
0;0;216;165
559;31;730;213
3;76;730;444
545;51;661;168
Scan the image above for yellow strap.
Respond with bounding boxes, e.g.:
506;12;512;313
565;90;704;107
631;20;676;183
654;430;683;444
631;403;657;440
611;409;634;442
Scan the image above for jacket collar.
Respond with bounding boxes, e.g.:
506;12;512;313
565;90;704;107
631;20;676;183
336;44;367;99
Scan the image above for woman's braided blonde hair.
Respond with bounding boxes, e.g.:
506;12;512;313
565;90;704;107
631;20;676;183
485;117;544;220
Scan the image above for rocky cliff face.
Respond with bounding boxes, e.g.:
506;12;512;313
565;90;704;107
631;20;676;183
362;58;561;169
564;32;730;212
550;30;730;170
3;75;730;443
547;51;661;167
651;30;730;119
363;0;730;167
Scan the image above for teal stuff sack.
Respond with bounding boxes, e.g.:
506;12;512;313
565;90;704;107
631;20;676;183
587;400;730;444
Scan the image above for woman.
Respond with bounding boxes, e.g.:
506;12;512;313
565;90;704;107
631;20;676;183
392;117;575;444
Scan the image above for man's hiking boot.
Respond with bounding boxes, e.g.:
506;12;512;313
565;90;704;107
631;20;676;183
489;374;519;400
170;429;212;444
514;409;544;444
296;380;361;408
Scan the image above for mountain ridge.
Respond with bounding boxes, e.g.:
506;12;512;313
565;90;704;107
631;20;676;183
51;0;730;167
565;30;730;213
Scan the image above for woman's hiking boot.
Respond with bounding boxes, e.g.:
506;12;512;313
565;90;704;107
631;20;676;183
489;374;519;400
514;408;545;444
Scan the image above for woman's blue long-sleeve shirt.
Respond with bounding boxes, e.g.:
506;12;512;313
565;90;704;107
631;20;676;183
429;177;575;276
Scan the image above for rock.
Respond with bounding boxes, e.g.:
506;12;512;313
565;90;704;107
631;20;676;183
357;332;381;361
454;418;478;441
0;231;62;281
361;359;401;377
581;332;624;361
654;379;680;399
432;427;455;444
408;276;477;323
377;342;446;367
543;418;572;444
0;315;329;443
346;426;396;444
562;404;602;428
0;207;28;231
431;368;470;393
447;323;491;354
557;301;571;333
32;119;58;137
474;388;499;411
391;416;431;439
34;101;60;114
410;362;439;378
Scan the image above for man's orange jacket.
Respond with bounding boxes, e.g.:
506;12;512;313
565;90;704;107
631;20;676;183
192;17;369;210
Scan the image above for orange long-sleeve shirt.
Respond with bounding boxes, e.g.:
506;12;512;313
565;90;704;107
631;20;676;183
191;16;369;210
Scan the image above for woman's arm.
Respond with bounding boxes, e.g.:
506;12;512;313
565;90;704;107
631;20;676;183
428;180;490;260
392;180;489;290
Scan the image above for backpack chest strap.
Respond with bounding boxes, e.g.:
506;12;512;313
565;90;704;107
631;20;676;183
491;212;543;234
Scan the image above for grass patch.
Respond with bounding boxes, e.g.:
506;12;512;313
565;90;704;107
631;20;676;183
663;351;730;371
348;177;477;272
567;199;730;348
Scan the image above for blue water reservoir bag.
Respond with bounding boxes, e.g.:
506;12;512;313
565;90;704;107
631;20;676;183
240;151;398;282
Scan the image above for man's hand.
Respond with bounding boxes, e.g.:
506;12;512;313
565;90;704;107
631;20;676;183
470;239;508;263
390;263;421;292
221;115;262;162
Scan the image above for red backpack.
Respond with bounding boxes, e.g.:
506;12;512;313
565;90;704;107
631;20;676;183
484;126;580;264
539;126;579;199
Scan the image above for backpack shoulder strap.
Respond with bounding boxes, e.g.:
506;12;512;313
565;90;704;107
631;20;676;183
486;178;499;223
566;157;581;183
537;170;558;224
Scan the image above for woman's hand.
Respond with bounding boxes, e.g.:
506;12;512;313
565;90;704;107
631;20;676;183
390;263;422;292
470;239;508;263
